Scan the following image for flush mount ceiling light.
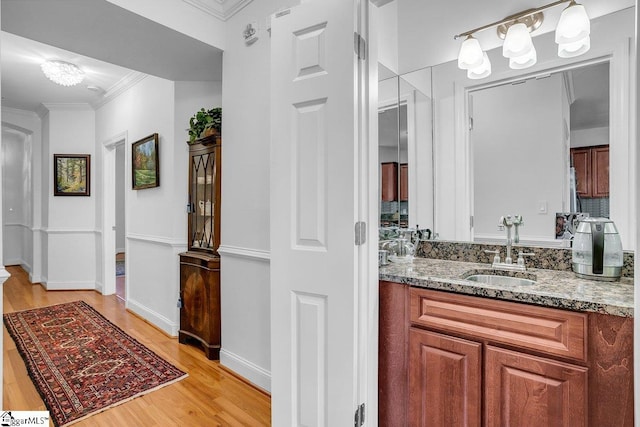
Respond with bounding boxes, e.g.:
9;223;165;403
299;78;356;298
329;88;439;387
455;0;590;79
41;60;85;87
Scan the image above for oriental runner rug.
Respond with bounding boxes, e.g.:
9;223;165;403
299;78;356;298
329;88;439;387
3;301;187;426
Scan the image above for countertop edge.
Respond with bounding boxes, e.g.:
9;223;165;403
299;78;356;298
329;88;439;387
379;271;634;318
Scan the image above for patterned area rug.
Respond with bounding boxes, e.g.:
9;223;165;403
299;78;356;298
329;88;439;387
3;301;187;426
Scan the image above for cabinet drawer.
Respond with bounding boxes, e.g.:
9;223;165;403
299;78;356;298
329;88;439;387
410;288;587;361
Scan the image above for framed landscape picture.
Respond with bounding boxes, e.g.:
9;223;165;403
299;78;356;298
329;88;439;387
54;154;90;196
132;133;159;190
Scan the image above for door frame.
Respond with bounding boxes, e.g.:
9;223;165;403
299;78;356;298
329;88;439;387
101;131;127;296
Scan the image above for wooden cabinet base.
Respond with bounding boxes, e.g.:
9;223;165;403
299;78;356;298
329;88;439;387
179;251;221;360
179;330;220;360
380;282;634;426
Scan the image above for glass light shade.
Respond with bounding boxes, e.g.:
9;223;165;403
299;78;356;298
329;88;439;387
467;53;492;79
503;23;534;58
555;2;590;44
458;36;484;70
558;35;590;58
41;60;85;87
509;46;537;69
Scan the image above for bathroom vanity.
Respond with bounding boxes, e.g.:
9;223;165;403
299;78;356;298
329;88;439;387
379;257;634;426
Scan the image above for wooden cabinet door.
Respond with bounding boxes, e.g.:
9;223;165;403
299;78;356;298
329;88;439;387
409;328;482;427
179;254;221;360
572;148;591;197
381;162;398;201
399;163;408;201
591;146;609;197
485;345;587;427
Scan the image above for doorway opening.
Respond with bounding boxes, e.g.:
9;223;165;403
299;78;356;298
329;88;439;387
102;133;127;297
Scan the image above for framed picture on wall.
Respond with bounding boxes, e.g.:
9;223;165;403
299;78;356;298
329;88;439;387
54;154;91;196
132;133;160;190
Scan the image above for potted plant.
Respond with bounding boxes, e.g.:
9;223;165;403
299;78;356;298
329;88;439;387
188;107;222;143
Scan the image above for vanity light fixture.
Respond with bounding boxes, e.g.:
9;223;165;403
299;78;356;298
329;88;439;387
41;60;85;87
455;0;591;79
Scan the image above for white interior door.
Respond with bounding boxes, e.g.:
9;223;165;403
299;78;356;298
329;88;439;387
270;0;370;425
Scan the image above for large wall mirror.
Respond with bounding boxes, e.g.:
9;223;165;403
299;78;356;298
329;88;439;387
374;0;635;249
471;60;610;245
378;66;433;232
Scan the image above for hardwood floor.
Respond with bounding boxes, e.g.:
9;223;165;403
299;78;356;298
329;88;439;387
3;266;271;426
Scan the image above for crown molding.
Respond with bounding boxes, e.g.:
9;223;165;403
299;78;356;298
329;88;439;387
1;106;40;119
182;0;253;21
93;71;147;109
38;103;93;119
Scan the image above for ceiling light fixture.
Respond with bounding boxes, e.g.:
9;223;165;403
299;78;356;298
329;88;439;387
41;60;85;87
455;0;591;79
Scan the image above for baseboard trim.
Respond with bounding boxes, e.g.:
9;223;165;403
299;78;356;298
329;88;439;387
220;349;271;392
43;280;96;291
3;258;25;267
126;298;179;337
0;266;10;285
217;245;270;262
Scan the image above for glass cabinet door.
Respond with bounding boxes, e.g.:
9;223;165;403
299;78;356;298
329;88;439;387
189;148;218;251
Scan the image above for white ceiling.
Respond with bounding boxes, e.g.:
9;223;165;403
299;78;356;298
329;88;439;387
1;0;227;113
1;31;141;111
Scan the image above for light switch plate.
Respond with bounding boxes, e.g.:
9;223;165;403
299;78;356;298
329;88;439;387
537;200;548;214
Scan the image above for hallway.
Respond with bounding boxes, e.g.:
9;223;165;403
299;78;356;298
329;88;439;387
3;266;271;426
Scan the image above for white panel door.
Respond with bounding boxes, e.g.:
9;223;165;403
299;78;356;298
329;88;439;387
271;0;367;425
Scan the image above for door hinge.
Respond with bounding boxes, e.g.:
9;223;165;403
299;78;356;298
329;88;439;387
355;221;367;246
470;215;474;228
469;116;474;131
354;32;367;60
354;403;365;427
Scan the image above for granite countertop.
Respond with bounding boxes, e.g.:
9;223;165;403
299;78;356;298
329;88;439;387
379;257;634;317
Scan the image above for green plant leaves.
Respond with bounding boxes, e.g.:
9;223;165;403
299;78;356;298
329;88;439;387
188;107;222;143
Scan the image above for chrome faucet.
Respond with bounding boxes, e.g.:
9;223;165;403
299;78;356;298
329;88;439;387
485;215;532;271
498;215;516;264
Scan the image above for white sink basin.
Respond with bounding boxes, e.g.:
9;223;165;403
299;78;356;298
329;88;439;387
465;274;536;286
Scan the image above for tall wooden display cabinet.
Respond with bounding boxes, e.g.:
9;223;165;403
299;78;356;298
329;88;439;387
178;134;221;360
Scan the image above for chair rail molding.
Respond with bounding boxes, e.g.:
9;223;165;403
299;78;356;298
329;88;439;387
217;244;270;262
127;232;187;249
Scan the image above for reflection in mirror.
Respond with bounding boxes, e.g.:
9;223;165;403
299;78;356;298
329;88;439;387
471;61;609;246
378;66;434;237
425;6;634;249
399;69;433;233
375;1;634;249
378;73;402;228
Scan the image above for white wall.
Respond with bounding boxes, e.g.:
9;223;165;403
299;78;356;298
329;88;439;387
374;1;399;74
219;0;297;392
2;108;43;281
2;130;31;268
41;105;97;290
96;76;180;335
472;75;566;242
571;126;609;148
115;144;125;253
